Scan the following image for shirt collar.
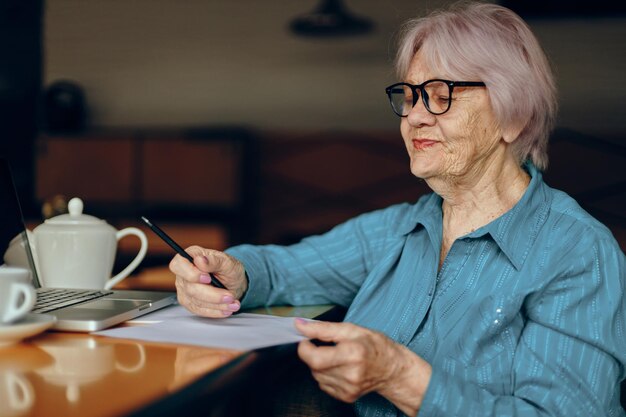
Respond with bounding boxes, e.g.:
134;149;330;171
394;192;442;248
394;162;551;270
466;162;551;270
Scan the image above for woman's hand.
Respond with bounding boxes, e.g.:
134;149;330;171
169;245;248;318
295;319;432;416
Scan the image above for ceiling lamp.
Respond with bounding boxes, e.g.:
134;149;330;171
290;0;374;37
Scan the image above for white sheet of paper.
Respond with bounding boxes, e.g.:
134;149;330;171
93;305;308;350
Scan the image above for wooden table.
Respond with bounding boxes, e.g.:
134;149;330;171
0;332;233;417
0;294;351;417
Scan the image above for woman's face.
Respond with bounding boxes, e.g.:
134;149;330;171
400;53;507;184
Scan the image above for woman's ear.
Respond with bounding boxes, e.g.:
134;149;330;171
502;122;525;144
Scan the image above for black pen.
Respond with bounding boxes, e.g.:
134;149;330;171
140;216;227;289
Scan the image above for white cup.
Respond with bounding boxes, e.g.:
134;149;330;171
0;267;36;324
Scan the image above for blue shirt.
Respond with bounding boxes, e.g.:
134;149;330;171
226;164;626;417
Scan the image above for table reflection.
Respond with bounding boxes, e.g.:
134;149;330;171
169;346;240;392
0;372;34;417
0;332;241;417
0;344;52;417
34;336;145;403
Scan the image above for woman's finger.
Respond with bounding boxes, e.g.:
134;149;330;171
297;338;357;371
295;319;358;342
178;279;233;304
176;290;239;318
170;246;219;281
169;253;201;282
175;279;240;316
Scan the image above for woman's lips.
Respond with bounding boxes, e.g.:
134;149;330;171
412;139;438;150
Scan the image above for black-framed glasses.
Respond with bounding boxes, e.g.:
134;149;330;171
385;79;486;117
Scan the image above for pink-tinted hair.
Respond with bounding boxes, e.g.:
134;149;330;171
395;1;557;170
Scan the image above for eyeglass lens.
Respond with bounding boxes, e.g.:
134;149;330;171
389;81;450;116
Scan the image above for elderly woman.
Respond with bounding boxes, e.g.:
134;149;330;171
170;2;626;416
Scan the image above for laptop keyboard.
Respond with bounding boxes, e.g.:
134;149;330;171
33;288;114;313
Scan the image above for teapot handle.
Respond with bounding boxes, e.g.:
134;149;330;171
105;228;148;290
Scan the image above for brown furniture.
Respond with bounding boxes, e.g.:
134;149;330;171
35;127;258;265
36;127;624;252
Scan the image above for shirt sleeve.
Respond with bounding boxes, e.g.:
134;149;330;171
419;235;626;417
225;204;408;309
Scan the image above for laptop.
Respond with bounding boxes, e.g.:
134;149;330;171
0;159;177;332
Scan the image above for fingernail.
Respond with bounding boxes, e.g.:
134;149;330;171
202;256;209;264
199;274;212;284
295;317;308;325
227;302;240;311
222;311;233;317
221;295;234;303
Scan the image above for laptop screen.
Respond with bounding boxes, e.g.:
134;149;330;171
0;159;42;288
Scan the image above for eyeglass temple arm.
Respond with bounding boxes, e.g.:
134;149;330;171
452;81;486;87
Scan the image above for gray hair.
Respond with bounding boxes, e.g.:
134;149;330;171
395;2;557;170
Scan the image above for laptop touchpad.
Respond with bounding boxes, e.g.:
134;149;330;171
73;299;150;310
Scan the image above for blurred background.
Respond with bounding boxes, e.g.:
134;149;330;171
1;0;624;273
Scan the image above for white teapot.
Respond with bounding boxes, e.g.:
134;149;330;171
32;198;148;290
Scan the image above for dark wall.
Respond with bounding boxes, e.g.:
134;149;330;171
0;0;43;216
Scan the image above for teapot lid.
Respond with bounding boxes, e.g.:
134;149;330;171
44;198;105;225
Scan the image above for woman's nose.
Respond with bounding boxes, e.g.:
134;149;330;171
406;98;436;127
